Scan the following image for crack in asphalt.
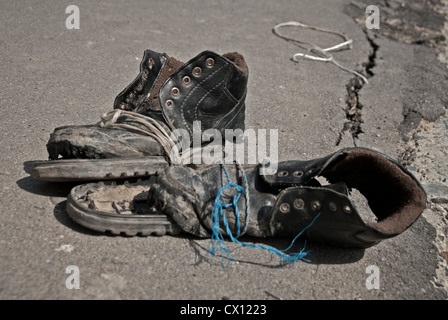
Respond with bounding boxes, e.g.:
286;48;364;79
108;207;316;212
342;0;448;298
336;30;379;146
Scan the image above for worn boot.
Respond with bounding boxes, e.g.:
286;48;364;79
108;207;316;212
32;50;248;181
66;147;426;249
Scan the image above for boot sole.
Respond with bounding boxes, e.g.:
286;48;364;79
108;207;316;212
66;181;180;236
31;156;169;182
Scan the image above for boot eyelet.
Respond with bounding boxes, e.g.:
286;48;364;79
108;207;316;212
342;204;352;214
193;67;202;76
279;203;290;213
278;170;289;177
165;99;174;109
293;171;303;177
171;87;180;97
294;198;305;209
311;200;321;211
119;102;128;110
147;58;154;69
136;82;144;92
206;57;215;67
182;76;191;86
142;69;149;80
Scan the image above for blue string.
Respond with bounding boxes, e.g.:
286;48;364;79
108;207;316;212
207;162;320;265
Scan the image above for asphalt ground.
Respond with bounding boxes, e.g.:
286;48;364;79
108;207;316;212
1;0;447;302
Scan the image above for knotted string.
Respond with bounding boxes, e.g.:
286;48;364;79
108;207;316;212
208;162;321;266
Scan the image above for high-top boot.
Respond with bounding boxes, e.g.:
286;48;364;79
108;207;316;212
65;147;426;250
143;147;426;248
32;50;248;181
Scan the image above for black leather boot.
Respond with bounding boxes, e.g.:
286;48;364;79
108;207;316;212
32;50;248;181
65;147;426;249
144;147;426;248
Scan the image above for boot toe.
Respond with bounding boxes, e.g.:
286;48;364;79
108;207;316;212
47;125;165;160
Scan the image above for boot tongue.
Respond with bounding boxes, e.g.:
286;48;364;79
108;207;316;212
134;55;184;115
147;55;184;106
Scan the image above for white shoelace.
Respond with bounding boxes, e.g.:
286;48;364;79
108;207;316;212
273;21;369;84
98;109;182;164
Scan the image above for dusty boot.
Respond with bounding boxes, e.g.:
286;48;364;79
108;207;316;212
66;147;426;250
32;50;248;181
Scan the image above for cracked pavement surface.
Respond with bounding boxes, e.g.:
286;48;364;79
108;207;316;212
1;0;447;300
